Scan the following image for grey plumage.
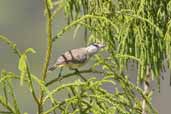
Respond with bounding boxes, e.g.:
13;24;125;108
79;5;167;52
48;65;57;71
57;48;88;65
48;43;105;71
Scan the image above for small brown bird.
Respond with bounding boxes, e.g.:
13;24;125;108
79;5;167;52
48;43;105;71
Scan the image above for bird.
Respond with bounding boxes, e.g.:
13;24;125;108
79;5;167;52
48;43;105;71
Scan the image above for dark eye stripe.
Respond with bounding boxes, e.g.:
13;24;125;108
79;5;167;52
92;44;99;48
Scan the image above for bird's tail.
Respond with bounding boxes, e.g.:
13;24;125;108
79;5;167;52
48;64;57;71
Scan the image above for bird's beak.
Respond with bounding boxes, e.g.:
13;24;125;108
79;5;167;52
100;44;105;48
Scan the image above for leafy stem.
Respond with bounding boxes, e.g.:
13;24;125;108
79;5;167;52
38;0;53;113
0;35;39;109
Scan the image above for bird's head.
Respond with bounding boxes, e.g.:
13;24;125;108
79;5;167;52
86;43;105;56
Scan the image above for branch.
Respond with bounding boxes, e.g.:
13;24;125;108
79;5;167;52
45;69;103;86
52;15;119;42
41;0;53;82
0;35;21;57
38;0;53;113
0;97;15;114
0;35;39;106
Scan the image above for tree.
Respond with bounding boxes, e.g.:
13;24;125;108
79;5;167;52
0;0;171;114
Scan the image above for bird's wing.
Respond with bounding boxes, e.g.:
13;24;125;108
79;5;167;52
56;47;88;65
71;48;88;63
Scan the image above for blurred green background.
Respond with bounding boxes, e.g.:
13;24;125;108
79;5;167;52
0;0;171;114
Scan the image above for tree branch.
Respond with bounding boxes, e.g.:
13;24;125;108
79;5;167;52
38;0;53;113
46;69;103;86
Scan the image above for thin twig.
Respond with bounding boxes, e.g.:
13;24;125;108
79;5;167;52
38;0;53;113
3;82;8;105
71;69;105;112
0;35;39;107
0;98;15;114
74;69;87;81
46;69;103;86
26;66;40;104
68;89;76;111
6;80;21;114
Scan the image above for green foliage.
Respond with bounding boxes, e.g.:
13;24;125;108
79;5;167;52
0;0;171;114
47;0;53;9
18;48;36;85
0;70;20;114
52;0;171;82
